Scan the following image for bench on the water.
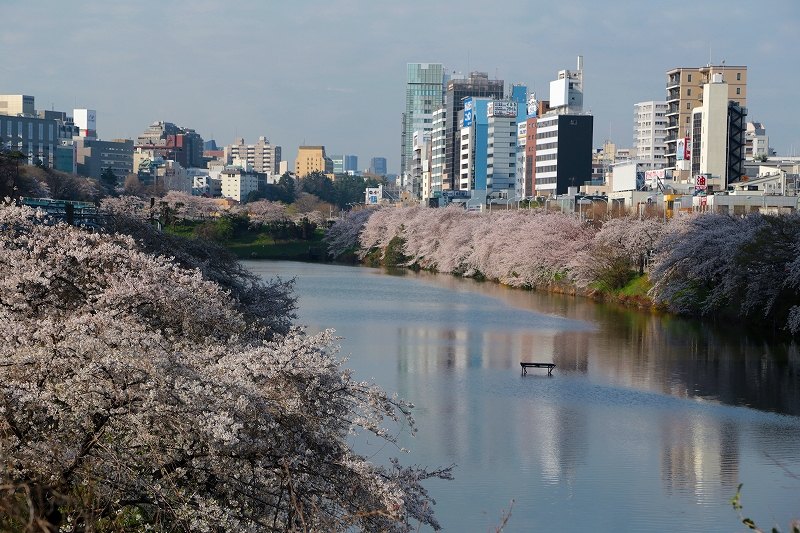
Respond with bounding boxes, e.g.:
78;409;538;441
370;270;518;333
520;362;556;376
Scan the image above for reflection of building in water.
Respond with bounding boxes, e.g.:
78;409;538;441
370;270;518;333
552;331;590;372
660;414;739;503
516;403;589;487
395;327;562;372
396;328;472;373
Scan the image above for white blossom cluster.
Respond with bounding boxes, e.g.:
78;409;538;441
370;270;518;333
0;204;450;532
328;206;800;333
355;206;595;286
323;208;376;258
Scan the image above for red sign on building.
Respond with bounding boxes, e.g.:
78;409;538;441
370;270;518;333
695;175;707;190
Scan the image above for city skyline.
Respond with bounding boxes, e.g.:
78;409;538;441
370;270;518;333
2;0;799;174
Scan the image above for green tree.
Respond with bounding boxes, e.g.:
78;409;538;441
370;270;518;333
100;167;118;196
243;189;265;204
299;170;335;204
330;175;385;209
274;172;296;204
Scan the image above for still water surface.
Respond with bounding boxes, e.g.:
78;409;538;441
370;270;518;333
246;261;800;532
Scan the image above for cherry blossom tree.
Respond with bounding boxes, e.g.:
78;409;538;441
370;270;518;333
649;212;800;333
323;208;376;258
0;204;450;532
245;199;290;229
570;215;668;290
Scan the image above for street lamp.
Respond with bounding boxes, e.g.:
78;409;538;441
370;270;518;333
505;195;519;210
593;197;609;220
577;198;592;221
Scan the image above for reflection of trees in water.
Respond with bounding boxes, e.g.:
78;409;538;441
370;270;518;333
393;269;800;415
660;415;739;504
590;308;800;416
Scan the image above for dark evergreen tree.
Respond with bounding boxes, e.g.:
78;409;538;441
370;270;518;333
299;170;335;204
100;167;118;196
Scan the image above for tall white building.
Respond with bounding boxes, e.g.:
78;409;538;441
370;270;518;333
515;120;527;198
691;75;730;183
219;167;259;202
224;137;281;175
745;122;772;158
689;73;748;187
486;100;518;195
549;56;583;114
409;130;431;201
633;101;668;170
430;107;447;198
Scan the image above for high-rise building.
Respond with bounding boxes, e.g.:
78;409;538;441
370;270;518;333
633;101;668;170
225;137;282;175
330;155;358;174
430;107;448;197
73;109;97;139
408;131;431;200
295;146;333;176
402;63;445;176
548;57;584;114
531;57;593;197
745;122;773;158
0;95;35;116
369;157;387;176
75;138;134;180
0;114;60;166
486;100;519;195
531;114;593;196
136;121;204;168
442;72;504;192
459;97;493;192
665;64;747;180
690;73;747;188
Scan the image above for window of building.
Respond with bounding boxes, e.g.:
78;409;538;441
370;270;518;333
687;89;691;96
686;103;691;110
687;74;692;82
736;88;741;94
686;117;690;123
737;73;741;80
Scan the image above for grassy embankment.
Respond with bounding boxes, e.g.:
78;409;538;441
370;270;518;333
165;220;329;260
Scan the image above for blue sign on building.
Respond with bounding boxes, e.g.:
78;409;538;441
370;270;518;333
463;98;474;127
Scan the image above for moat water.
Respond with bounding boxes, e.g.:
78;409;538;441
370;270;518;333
246;260;800;533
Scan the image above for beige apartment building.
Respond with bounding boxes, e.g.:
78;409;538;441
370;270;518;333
0;95;35;116
665;64;747;180
295;145;333;176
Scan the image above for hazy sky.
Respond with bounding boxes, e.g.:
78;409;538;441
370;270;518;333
2;0;799;174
